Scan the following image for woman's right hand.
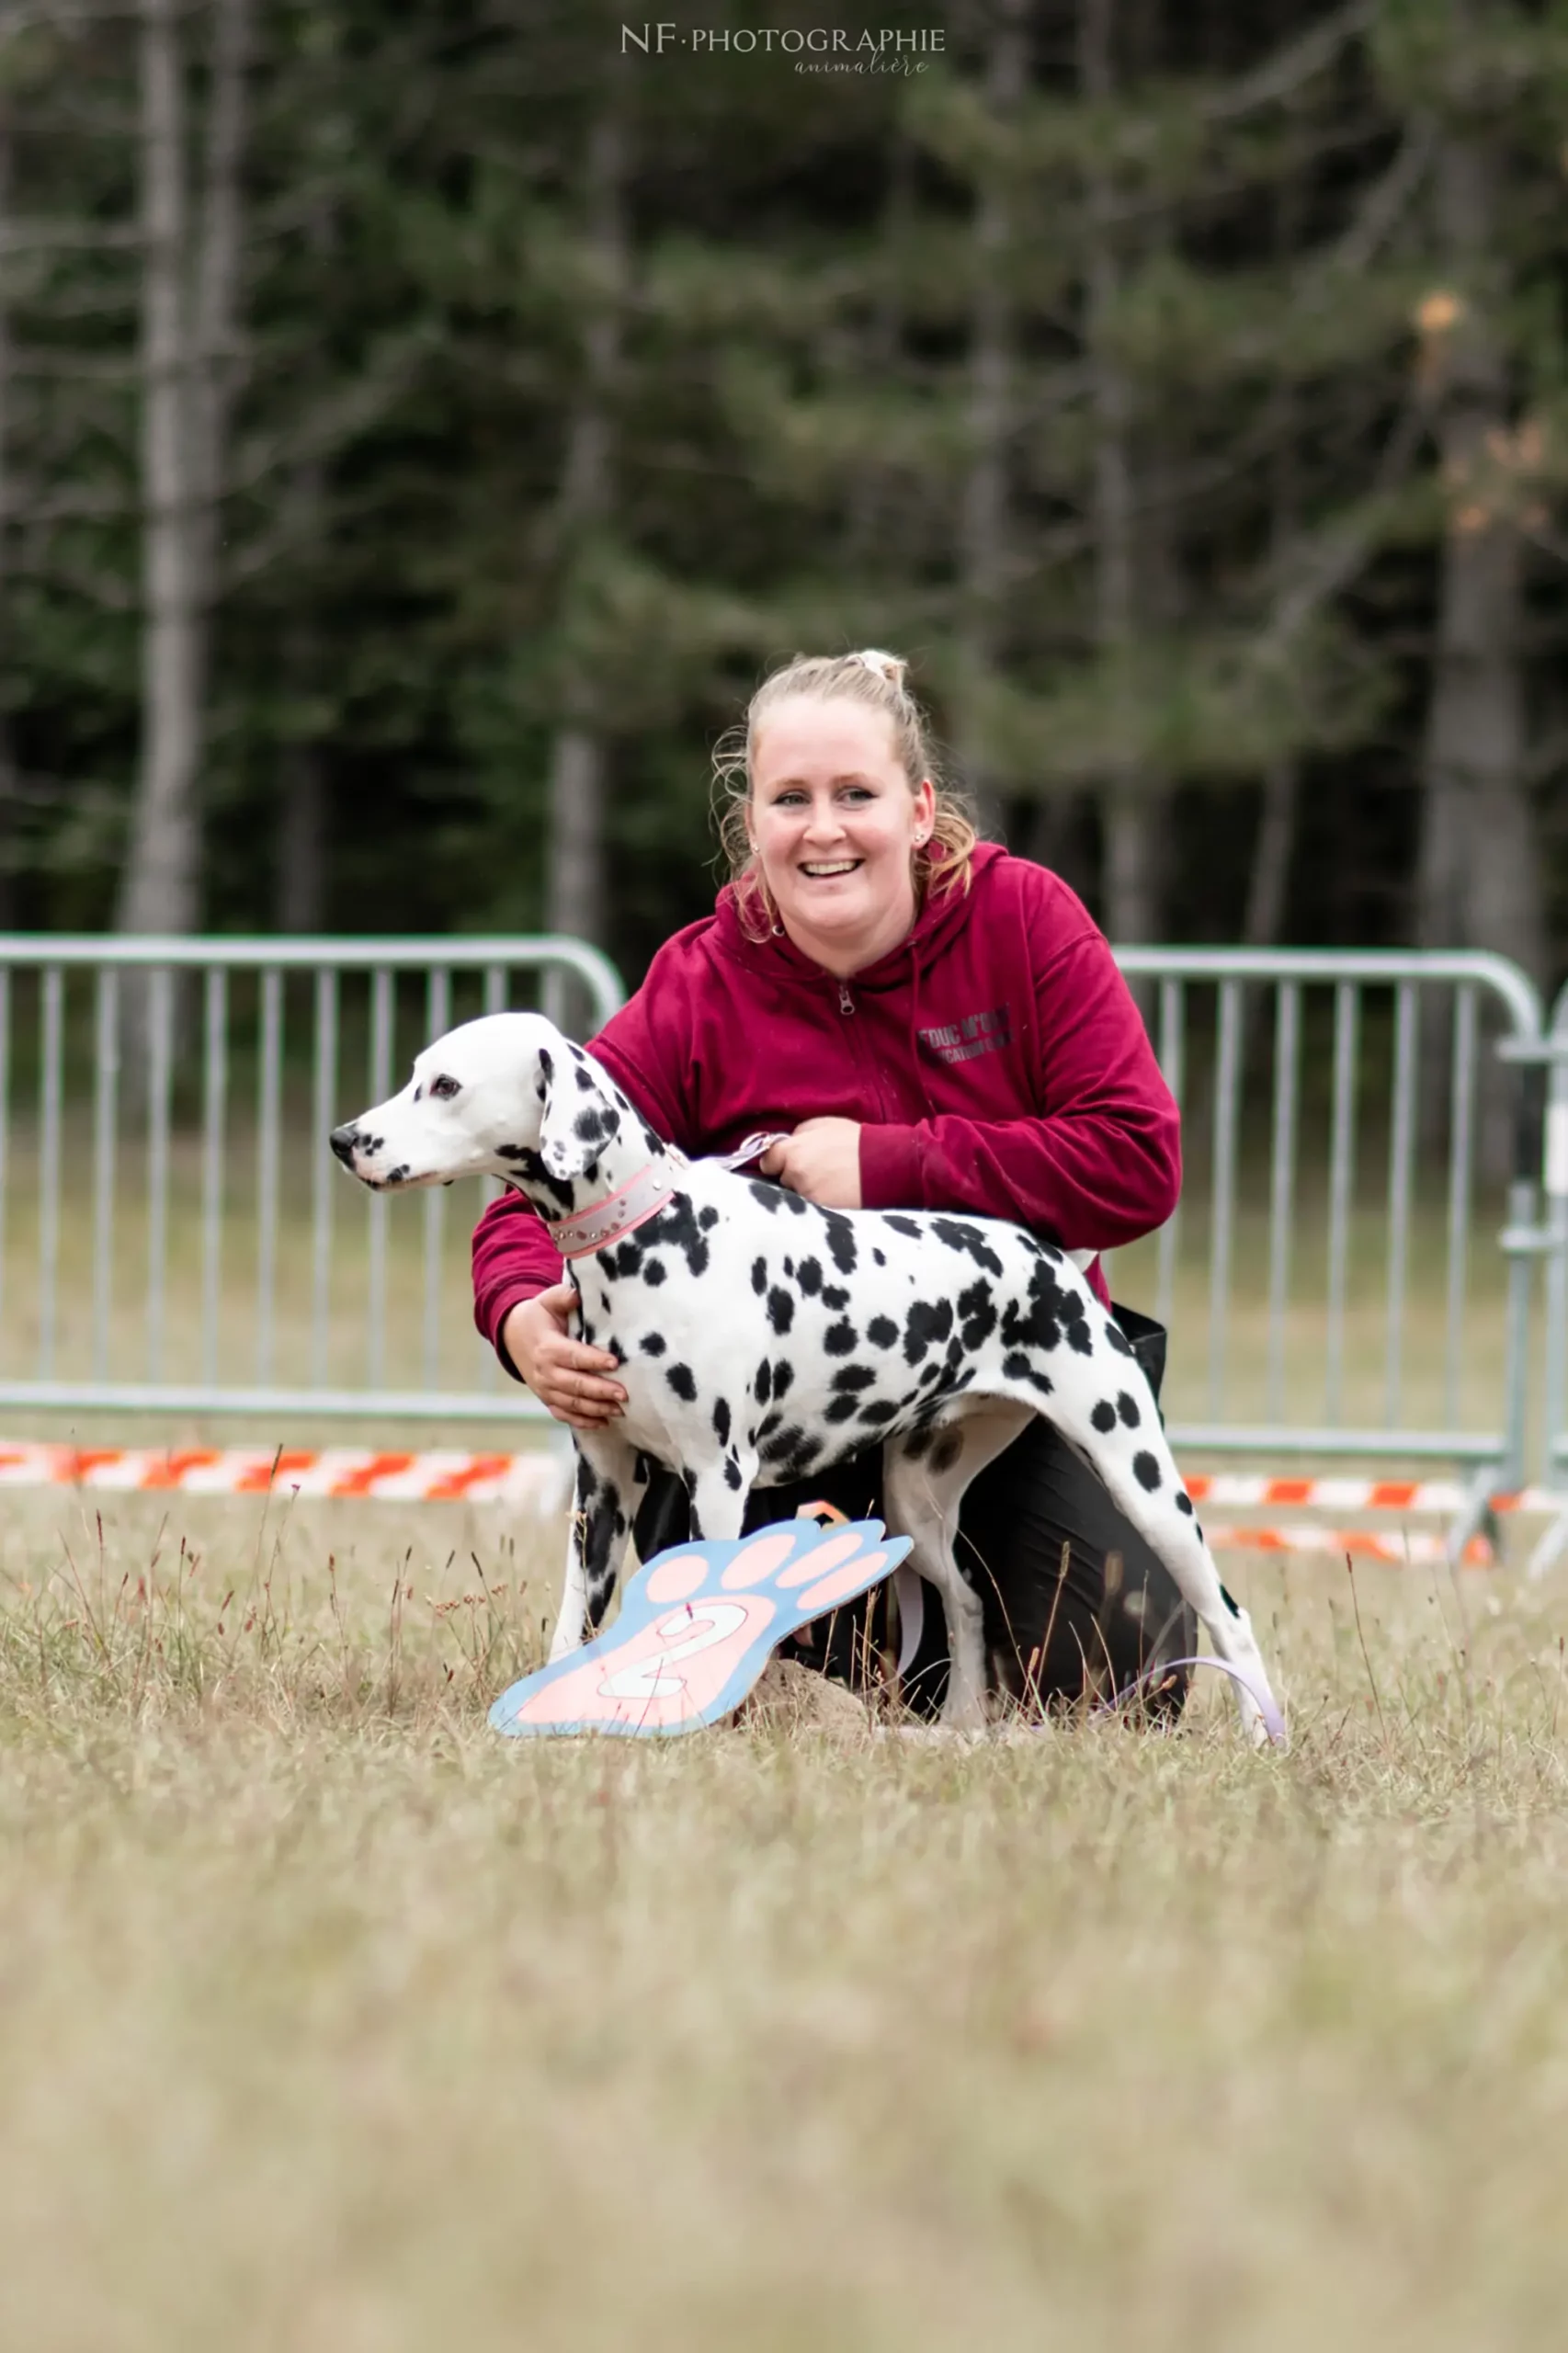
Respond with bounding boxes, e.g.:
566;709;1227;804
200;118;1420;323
502;1284;627;1430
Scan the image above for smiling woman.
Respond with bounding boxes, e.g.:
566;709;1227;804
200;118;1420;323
472;649;1193;1721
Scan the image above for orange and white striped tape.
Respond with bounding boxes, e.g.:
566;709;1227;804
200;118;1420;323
1207;1524;1494;1568
0;1442;1554;1570
0;1439;572;1507
1184;1473;1558;1515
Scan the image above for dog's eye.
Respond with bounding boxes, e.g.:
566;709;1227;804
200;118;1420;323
430;1074;460;1101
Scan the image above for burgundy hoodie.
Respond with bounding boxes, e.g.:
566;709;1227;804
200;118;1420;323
472;845;1180;1368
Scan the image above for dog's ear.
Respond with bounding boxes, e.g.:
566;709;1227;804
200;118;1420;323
537;1043;619;1182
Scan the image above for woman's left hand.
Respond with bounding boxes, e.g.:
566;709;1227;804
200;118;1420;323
759;1117;863;1210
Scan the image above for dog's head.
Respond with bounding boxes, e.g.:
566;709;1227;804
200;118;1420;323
329;1012;658;1199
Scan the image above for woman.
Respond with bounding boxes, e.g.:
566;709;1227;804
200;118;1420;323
472;649;1194;1715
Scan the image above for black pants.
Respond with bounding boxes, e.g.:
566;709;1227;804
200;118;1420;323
631;1303;1197;1722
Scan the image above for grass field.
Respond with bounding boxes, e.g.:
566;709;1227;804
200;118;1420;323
4;1483;1568;2351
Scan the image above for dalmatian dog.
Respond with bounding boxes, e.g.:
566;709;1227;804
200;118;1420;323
330;1013;1285;1745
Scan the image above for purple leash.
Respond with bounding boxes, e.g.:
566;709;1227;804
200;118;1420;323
1103;1655;1288;1747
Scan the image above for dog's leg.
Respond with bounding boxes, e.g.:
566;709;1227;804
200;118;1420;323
550;1429;646;1662
681;1452;757;1548
1040;1364;1285;1745
884;1406;1031;1732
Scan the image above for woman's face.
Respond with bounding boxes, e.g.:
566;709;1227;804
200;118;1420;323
747;698;936;973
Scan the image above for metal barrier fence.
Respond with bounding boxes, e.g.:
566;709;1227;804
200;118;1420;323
0;937;622;1423
1108;949;1547;1540
0;936;1554;1534
1528;978;1568;1573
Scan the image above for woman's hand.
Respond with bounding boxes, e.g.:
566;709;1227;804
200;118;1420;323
502;1284;626;1429
759;1117;863;1210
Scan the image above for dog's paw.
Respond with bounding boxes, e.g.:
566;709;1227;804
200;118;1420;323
489;1518;910;1738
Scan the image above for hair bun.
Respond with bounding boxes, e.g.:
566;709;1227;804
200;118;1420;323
851;647;907;691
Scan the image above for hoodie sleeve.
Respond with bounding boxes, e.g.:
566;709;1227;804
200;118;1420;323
470;946;705;1374
857;903;1181;1253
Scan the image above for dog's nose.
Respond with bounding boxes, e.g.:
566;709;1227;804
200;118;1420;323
329;1124;358;1166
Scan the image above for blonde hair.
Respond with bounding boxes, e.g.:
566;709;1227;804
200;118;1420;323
713;649;979;941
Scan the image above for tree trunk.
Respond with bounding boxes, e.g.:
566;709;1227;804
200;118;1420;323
120;0;201;939
957;0;1028;842
1416;136;1545;983
1080;0;1162;949
0;87;16;930
119;0;252;941
546;95;627;949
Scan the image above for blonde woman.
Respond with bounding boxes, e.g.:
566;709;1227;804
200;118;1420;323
474;651;1192;1714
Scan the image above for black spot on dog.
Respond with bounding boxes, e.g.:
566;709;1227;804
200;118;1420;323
759;1421;806;1463
666;1363;697;1403
641;1197;710;1280
699;1206;719;1231
1175;1491;1194;1518
796;1257;823;1298
998;1255;1093;1365
495;1142;542;1169
577;1459;600;1501
867;1315;898;1350
1091;1400;1118;1434
831;1365;876;1393
821;1284;849;1311
884;1215;921;1240
756;1411;782;1442
771;1360;794;1400
824;1319;858;1357
1220;1582;1241;1619
872;1248;886;1267
754;1361;772;1404
928;1429;963;1476
723;1456;743;1491
573;1107;616;1145
747;1181;784;1214
903;1298;953;1366
956;1280;997;1350
1132;1450;1161;1491
643;1258;667;1286
1117;1392;1141;1428
858;1400;901;1427
821;1214;858;1273
574;1062;596;1093
1105;1322;1133;1357
929;1218;1005;1277
766;1287;794;1336
824;1393;862;1425
751;1256;767;1296
602;1233;646;1281
639;1333;666;1357
783;1190;809;1215
711;1397;731;1448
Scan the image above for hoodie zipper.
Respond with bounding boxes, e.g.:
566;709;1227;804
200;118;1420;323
837;982;855;1016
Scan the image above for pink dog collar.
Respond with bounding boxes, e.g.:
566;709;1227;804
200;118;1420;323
545;1162;676;1260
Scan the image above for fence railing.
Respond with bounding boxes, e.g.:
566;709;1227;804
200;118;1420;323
0;935;1555;1533
0;936;622;1423
1108;949;1547;1533
1528;978;1568;1573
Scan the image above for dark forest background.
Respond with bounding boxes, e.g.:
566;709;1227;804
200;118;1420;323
2;0;1567;994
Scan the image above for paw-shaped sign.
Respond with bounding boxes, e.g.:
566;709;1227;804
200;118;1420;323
489;1517;911;1738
